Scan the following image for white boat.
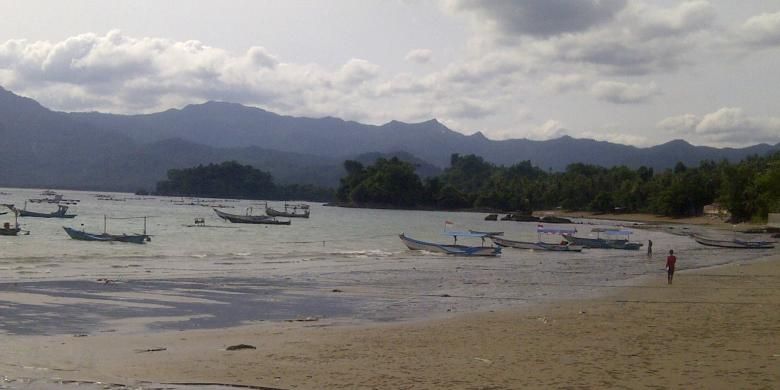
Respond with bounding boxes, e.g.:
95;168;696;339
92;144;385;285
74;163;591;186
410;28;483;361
491;227;583;252
692;235;774;249
399;232;501;256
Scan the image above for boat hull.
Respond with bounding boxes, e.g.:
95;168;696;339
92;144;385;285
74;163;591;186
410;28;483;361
491;236;583;252
214;209;291;225
266;207;310;218
399;233;501;256
19;210;76;218
63;227;149;244
694;236;774;249
563;235;643;250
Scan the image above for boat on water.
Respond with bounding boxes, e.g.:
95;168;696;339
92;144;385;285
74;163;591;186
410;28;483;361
0;209;23;236
563;228;643;250
63;216;151;244
692;235;774;249
265;203;310;218
214;208;291;225
15;204;76;218
399;232;501;256
490;227;583;252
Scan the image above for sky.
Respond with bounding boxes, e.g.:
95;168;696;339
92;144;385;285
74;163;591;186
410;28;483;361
1;0;779;148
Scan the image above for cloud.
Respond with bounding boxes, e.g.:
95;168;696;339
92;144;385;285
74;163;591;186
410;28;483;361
448;0;626;38
735;11;780;48
591;80;659;104
658;107;780;145
527;119;568;140
0;31;389;119
448;1;717;76
405;48;433;63
542;73;587;94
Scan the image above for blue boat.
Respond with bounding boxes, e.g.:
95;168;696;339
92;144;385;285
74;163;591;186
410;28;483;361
63;216;150;244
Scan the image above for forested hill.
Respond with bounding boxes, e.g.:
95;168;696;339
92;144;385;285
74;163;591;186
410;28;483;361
1;85;779;191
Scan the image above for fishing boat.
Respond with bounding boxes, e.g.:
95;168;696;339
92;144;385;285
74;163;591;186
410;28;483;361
16;204;76;218
63;216;151;244
265;203;310;218
490;227;583;252
0;209;22;236
468;230;504;236
563;228;643;250
692;235;774;249
399;232;501;256
214;208;291;225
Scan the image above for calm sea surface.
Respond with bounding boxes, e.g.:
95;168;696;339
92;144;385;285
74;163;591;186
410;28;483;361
0;187;776;326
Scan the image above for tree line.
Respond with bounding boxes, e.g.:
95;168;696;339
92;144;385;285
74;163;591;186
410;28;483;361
156;161;334;201
337;153;780;222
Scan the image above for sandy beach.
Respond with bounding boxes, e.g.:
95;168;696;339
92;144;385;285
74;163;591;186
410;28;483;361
2;253;778;389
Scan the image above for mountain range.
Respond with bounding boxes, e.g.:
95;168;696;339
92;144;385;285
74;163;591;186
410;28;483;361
1;86;778;192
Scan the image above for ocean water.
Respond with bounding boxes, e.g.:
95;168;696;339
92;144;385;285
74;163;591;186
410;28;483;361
0;187;776;329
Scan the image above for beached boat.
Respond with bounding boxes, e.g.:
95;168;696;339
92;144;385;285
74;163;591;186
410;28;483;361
214;208;291;225
692;235;774;249
265;203;310;218
491;227;583;252
563;228;643;250
399;232;501;256
17;204;76;218
468;230;504;236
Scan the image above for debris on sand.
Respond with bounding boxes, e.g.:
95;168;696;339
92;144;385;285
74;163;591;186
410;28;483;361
226;344;257;351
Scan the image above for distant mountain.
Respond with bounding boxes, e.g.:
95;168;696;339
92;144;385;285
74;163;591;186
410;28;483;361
1;86;779;192
71;99;780;170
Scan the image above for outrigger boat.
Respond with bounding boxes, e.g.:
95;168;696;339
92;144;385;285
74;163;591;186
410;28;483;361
214;208;291;225
490;227;583;252
563;228;643;250
692;235;774;249
63;216;150;244
265;203;310;218
11;203;76;218
399;231;501;256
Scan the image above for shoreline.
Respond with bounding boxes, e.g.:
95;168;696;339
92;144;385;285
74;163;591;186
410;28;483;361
2;253;778;389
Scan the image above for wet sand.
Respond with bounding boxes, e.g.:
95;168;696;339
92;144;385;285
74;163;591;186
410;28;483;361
2;254;778;389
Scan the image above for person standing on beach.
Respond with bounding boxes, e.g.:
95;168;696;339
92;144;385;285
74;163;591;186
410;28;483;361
666;250;677;284
647;240;653;256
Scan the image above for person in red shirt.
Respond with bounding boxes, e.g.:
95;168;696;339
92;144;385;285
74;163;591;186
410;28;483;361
666;249;677;284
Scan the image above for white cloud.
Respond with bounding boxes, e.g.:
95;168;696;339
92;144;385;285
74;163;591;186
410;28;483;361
527;119;568;140
658;107;780;146
405;48;433;63
542;74;587;94
591;80;659;104
579;130;649;146
735;11;780;48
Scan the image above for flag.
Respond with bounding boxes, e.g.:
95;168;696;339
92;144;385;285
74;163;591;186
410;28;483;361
445;220;454;225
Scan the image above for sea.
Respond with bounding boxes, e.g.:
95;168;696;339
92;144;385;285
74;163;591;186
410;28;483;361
0;187;776;389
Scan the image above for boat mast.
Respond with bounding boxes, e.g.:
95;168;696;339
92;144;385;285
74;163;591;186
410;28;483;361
103;215;107;234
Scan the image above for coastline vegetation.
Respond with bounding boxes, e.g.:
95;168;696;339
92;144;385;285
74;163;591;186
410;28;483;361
337;153;780;223
155;161;334;201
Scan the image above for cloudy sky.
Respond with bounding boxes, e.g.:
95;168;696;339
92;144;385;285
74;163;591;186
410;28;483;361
1;0;779;147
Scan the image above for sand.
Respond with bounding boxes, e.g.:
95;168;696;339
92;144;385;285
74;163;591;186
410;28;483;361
2;254;779;389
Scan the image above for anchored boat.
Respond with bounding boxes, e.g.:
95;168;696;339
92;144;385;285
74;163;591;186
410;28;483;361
214;208;291;225
563;228;643;250
490;227;583;252
63;216;150;244
399;231;501;256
